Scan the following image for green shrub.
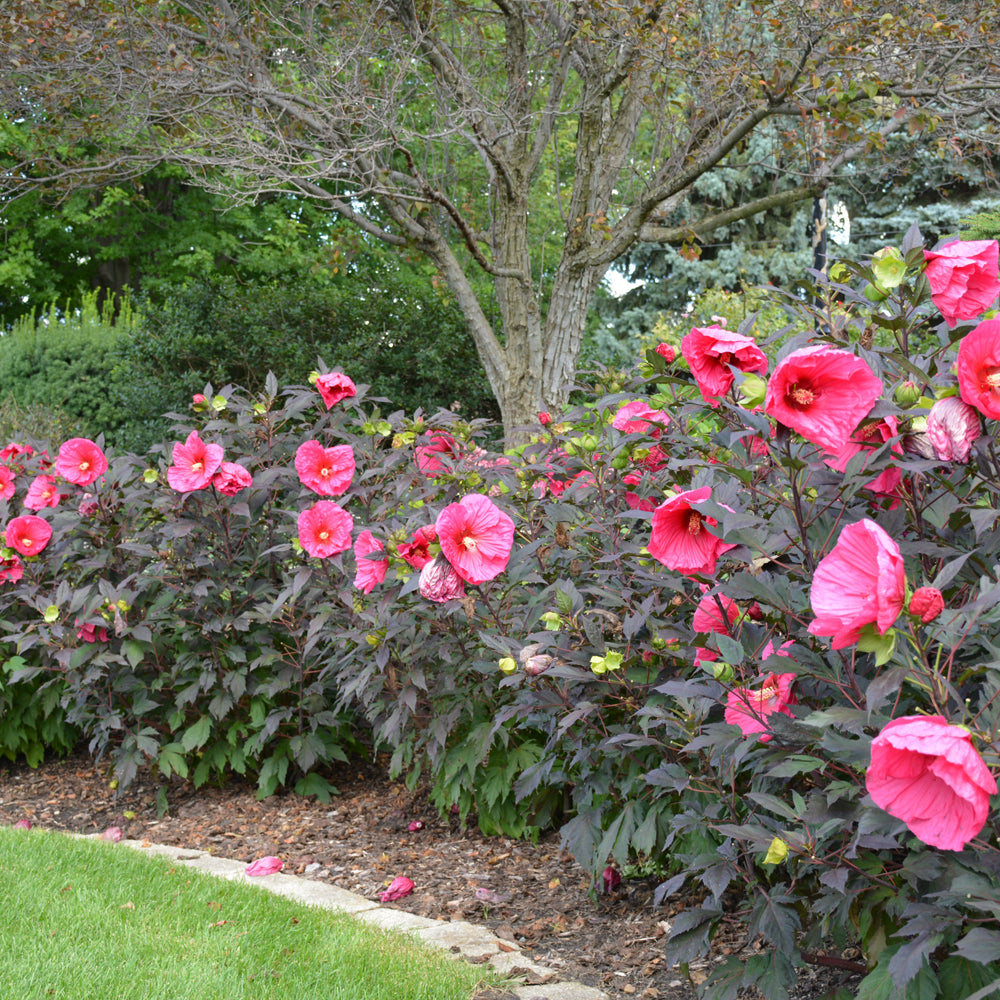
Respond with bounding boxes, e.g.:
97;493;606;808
111;262;499;452
0;291;136;443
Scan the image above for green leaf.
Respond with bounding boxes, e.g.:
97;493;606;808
180;715;212;752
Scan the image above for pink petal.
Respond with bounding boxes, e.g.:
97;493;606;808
246;855;284;876
380;876;415;902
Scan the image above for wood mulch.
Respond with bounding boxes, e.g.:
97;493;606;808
0;750;861;999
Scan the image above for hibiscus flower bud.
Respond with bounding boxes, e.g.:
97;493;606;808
418;556;465;603
926;397;981;462
498;656;517;674
894;380;921;407
655;342;675;362
523;653;553;676
872;246;907;290
538;411;552;425
909;587;945;624
380;876;415;902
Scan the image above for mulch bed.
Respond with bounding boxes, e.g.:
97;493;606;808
0;750;861;999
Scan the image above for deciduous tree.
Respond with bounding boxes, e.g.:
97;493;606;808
3;1;998;437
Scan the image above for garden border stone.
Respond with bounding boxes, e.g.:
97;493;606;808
107;836;610;1000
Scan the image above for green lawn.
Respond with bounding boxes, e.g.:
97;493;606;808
0;827;503;1000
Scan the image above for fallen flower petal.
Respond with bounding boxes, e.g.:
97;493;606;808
380;876;415;902
100;826;123;843
475;887;513;904
408;821;424;832
602;866;622;893
245;855;284;876
12;819;32;830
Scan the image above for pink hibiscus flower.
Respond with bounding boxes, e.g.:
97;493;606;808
725;672;797;742
297;501;353;559
823;417;902;498
415;433;460;477
611;400;671;436
294;441;355;496
923;239;1000;326
692;591;741;635
0;442;32;465
866;715;998;851
0;553;24;584
808;519;905;649
398;525;437;570
764;345;884;452
212;462;253;496
957;318;1000;421
0;466;14;500
55;438;108;487
167;431;224;493
314;371;357;409
24;474;61;510
681;325;768;408
5;514;53;556
353;530;389;594
647;486;737;577
436;494;515;585
76;620;109;643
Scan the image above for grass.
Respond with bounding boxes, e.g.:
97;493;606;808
0;827;503;1000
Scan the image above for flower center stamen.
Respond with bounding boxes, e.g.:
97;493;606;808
789;384;816;408
687;511;702;535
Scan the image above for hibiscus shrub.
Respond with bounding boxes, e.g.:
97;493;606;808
3;224;1000;998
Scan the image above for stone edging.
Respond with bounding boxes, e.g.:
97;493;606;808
110;837;610;1000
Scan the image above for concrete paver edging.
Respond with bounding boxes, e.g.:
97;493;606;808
110;837;610;1000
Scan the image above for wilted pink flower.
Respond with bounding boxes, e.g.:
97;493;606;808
681;326;768;408
12;819;32;830
538;411;552;425
212;462;253;496
297;501;353;559
612;400;671;436
926;397;981;462
415;433;459;477
380;875;415;902
957;319;1000;421
823;417;902;498
0;553;23;584
5;514;52;556
923;239;1000;326
398;525;437;570
655;342;676;362
764;346;883;452
418;556;466;603
100;826;123;843
866;715;997;851
246;855;284;876
436;493;515;585
78;494;99;517
602;866;621;893
692;591;741;635
192;392;207;408
694;646;718;670
55;438;108;487
725;672;797;742
24;474;61;510
353;530;389;594
647;487;737;577
0;466;14;500
909;587;945;624
522;652;553;676
167;430;224;493
809;519;905;649
408;821;424;832
295;441;355;496
315;371;357;409
76;620;109;643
